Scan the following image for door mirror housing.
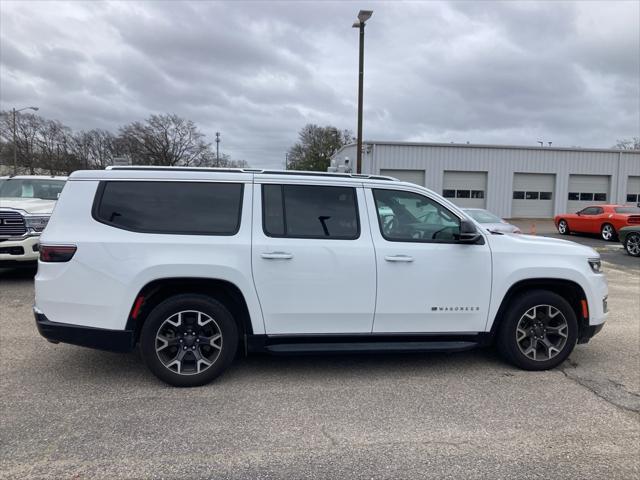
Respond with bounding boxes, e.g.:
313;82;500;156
457;219;484;244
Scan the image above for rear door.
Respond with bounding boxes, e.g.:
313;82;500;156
251;179;376;334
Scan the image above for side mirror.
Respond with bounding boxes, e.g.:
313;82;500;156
457;219;484;244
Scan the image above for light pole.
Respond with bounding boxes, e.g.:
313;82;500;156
352;9;373;174
215;131;221;165
12;106;39;174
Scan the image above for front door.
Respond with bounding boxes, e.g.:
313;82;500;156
251;181;376;334
366;187;492;333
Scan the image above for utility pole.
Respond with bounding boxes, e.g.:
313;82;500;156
352;10;373;174
215;132;221;165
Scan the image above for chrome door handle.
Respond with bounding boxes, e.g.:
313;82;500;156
384;255;414;262
261;252;293;260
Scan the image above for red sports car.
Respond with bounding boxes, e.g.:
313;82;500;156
554;204;640;241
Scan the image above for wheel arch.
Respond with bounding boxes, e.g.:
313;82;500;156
489;278;589;341
126;277;254;351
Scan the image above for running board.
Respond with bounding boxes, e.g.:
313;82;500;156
263;341;479;355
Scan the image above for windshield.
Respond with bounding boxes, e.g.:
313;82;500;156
615;207;640;214
464;209;503;224
0;179;66;200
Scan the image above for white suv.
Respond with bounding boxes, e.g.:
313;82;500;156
34;167;608;387
0;175;67;266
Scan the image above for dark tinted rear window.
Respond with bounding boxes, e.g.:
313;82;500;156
262;184;359;239
94;181;243;235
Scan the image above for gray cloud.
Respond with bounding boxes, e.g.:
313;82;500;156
1;0;638;168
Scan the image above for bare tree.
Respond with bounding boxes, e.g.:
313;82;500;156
118;114;211;166
613;137;640;150
71;129;120;169
0;111;43;174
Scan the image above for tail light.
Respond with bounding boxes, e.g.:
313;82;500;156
627;215;640;225
40;244;77;263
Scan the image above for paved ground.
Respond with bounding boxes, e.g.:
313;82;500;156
1;227;638;479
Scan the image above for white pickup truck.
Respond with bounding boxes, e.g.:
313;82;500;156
34;167;608;387
0;176;66;267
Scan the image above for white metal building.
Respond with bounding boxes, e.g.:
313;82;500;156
330;141;640;218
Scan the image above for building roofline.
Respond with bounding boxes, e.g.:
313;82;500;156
334;141;640;155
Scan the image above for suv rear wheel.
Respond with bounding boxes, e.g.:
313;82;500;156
140;294;238;387
497;290;578;370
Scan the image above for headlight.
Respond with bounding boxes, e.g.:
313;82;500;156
588;258;602;274
25;215;50;232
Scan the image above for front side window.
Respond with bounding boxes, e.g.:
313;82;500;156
372;189;460;242
262;184;359;239
94;181;243;235
580;207;600;215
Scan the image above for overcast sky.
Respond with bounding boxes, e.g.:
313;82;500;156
1;1;638;168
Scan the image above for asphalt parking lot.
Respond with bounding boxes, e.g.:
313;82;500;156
1;225;638;479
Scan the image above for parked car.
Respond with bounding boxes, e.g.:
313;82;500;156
0;175;67;267
554;205;640;241
462;208;521;234
619;226;640;257
35;167;608;387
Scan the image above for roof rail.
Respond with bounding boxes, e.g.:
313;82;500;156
104;165;396;181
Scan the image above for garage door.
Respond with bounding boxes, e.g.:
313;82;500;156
441;171;487;208
511;173;555;218
379;169;425;186
627;176;640;204
567;174;610;213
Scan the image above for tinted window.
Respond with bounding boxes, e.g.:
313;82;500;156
471;190;484;199
568;192;579;200
581;207;600;215
263;184;285;236
626;194;638;203
95;181;243;235
594;193;607;201
513;191;525;200
373;189;460;242
580;193;594;201
539;191;553;200
456;190;470;198
525;191;539;200
262;184;359;239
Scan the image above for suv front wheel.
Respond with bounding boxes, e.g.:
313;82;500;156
497;290;578;370
140;294;239;387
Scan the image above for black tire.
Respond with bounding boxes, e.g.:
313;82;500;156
624;232;640;257
557;219;570;235
140;294;238;387
497;290;578;371
600;223;616;242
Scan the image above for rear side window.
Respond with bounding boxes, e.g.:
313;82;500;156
262;184;359;239
94;181;243;235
